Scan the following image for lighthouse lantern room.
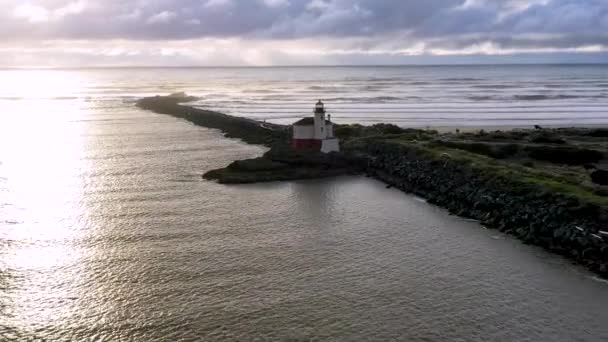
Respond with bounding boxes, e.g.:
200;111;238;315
292;100;340;153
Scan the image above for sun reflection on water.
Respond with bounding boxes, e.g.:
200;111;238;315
0;70;93;332
0;69;85;100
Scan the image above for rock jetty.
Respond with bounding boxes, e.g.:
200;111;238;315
137;94;607;278
344;137;608;278
136;95;355;183
137;95;289;147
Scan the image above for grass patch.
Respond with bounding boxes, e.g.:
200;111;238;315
361;138;608;208
525;146;603;165
432;140;520;159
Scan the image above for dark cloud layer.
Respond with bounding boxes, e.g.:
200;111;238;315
0;0;607;65
2;1;606;39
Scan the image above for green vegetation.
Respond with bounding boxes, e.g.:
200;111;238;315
342;127;608;208
335;123;437;139
203;149;352;184
433;140;520;159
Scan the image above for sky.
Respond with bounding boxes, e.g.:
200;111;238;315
1;0;607;66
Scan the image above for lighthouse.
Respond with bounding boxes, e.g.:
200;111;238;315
292;100;340;153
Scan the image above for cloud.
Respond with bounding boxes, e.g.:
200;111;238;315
146;11;177;24
54;0;87;18
12;1;88;23
203;0;234;10
262;0;289;8
0;0;606;66
2;0;603;40
13;3;49;23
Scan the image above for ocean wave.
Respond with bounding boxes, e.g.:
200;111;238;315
350;116;608;122
369;77;404;82
324;96;406;103
307;86;349;91
469;94;600;101
0;96;81;101
243;89;278;94
344;77;403;82
472;84;520;89
513;95;583;101
543;84;570;88
362;85;387;91
51;96;79;100
468;96;495;101
440;78;485;82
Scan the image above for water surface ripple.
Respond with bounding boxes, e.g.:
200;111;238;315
1;68;607;341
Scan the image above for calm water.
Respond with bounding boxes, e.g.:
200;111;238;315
1;67;608;341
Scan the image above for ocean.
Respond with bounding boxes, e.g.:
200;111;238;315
1;65;608;127
0;66;607;341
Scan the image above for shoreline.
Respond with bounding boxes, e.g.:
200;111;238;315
136;95;607;278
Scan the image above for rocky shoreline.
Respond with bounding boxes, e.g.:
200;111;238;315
137;95;607;278
345;140;608;277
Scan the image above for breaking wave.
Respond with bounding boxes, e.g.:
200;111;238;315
513;94;586;101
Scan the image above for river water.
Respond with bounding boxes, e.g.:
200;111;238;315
0;67;607;341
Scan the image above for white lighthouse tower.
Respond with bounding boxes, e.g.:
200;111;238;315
292;100;340;153
314;100;327;140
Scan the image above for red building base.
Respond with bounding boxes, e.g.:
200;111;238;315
292;139;322;151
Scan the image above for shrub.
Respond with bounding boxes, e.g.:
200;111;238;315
593;188;608;197
437;141;520;159
591;169;608;186
583;164;597;170
523;161;535;168
334;125;359;139
588;129;608;137
525;146;603;165
530;133;566;144
491;131;523;140
228;158;286;171
369;123;404;135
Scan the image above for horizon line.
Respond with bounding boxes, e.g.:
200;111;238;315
2;62;608;70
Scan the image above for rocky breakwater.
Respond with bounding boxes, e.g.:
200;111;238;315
345;139;608;277
137;97;608;276
136;94;289;147
137;94;355;183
